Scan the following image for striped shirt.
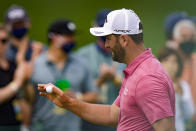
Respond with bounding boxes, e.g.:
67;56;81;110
114;48;175;131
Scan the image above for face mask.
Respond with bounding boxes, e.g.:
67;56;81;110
100;36;106;43
179;41;195;56
61;42;75;53
11;27;28;39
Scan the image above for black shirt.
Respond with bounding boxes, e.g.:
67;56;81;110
0;61;20;125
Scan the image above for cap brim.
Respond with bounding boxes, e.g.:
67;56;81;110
90;27;112;36
7;18;29;24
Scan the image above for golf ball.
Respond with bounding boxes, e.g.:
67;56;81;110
46;85;53;93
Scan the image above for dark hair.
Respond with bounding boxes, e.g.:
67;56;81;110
128;33;143;44
128;22;143;44
158;47;183;78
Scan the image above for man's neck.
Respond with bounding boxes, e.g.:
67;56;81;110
124;43;146;65
47;45;67;69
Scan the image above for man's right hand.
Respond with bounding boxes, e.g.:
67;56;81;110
38;83;71;108
38;84;120;127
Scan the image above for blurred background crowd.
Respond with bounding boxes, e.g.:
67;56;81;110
0;0;196;131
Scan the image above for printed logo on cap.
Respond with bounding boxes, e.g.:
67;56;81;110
67;22;76;31
8;9;25;19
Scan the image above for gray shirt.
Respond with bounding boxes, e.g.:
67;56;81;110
76;43;125;104
30;52;97;131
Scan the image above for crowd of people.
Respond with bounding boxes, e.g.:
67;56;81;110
0;5;196;131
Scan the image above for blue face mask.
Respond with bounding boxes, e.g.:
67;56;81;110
61;42;75;53
11;27;28;39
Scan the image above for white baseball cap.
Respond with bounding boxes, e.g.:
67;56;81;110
90;8;142;36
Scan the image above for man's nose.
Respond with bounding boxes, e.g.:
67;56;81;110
104;41;109;48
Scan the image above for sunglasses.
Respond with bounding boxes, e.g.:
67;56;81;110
0;38;9;45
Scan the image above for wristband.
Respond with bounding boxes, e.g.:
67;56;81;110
9;82;20;92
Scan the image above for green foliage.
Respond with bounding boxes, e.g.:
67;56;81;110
0;0;195;55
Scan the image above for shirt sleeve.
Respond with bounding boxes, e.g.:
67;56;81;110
135;75;175;124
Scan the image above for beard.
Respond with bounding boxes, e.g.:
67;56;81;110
112;40;125;63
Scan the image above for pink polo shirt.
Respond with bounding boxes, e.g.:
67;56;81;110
114;49;175;131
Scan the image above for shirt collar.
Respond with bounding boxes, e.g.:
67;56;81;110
123;48;154;77
45;52;72;66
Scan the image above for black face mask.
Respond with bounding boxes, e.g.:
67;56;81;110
179;41;195;56
61;42;75;53
11;27;28;39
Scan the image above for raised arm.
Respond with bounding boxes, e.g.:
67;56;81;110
38;83;120;127
0;63;26;104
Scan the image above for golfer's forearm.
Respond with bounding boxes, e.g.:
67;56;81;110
66;99;116;126
81;92;97;103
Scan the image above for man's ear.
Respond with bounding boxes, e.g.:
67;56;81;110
119;35;129;48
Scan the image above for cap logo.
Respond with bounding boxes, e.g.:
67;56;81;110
94;31;104;34
8;9;25;19
67;22;76;31
114;29;132;33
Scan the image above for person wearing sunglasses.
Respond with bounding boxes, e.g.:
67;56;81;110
4;5;44;65
0;24;27;131
4;5;46;131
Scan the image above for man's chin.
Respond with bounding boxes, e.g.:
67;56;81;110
112;56;122;63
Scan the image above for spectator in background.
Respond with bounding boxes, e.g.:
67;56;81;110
4;5;45;130
5;5;43;64
165;13;196;116
76;9;124;131
169;19;196;111
164;12;188;48
0;24;27;131
158;47;194;131
30;19;97;131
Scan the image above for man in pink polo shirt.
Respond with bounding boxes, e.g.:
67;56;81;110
38;8;176;131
